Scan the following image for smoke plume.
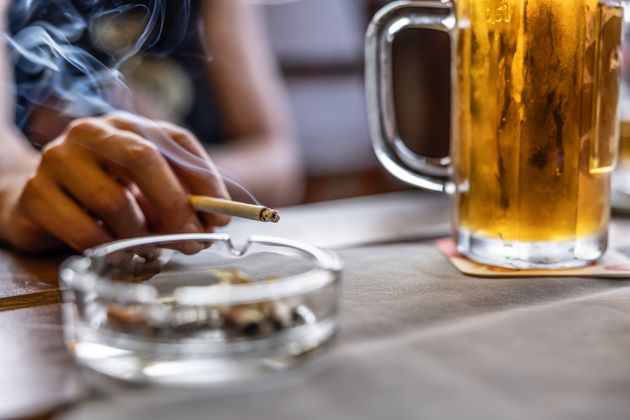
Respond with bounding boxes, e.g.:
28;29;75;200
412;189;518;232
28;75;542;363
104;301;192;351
3;0;261;203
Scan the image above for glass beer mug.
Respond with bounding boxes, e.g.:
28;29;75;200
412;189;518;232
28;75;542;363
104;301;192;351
612;0;630;209
367;0;623;269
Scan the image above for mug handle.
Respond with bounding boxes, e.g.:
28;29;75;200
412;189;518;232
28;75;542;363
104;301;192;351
366;0;456;193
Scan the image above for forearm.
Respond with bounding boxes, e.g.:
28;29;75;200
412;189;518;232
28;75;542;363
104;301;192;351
0;0;37;211
0;5;44;247
203;0;302;206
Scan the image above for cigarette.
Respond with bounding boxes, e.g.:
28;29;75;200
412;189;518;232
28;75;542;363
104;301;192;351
189;195;280;223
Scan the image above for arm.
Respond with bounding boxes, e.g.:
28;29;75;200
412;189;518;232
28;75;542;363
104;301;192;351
203;0;303;206
0;3;42;248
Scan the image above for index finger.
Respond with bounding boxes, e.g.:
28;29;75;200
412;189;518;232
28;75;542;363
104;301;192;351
105;113;231;227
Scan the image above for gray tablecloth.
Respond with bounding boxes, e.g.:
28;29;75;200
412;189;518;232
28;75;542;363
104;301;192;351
60;242;630;420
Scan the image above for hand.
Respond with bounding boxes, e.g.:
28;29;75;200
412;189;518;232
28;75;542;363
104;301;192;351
0;112;230;252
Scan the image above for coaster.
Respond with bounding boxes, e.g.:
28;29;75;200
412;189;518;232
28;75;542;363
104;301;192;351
437;239;630;278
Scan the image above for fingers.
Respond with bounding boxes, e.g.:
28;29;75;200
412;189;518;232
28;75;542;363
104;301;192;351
104;112;231;228
163;127;231;228
40;145;150;239
63;117;204;235
20;114;230;254
20;174;113;251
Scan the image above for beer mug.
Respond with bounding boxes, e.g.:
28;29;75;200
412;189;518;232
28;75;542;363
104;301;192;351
612;0;630;208
366;0;623;269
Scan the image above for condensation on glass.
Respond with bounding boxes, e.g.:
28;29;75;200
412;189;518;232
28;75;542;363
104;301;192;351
367;0;623;268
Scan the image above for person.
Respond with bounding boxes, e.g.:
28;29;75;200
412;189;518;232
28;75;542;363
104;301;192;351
0;0;302;253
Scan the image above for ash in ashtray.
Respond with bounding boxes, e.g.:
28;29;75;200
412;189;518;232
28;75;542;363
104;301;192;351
105;268;316;339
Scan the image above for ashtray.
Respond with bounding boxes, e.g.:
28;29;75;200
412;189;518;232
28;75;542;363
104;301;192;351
59;233;343;387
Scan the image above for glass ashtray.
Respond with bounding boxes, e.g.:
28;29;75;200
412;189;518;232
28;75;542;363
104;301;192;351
59;234;343;387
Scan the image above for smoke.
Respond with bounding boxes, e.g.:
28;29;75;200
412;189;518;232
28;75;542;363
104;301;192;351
7;0;136;121
3;0;260;204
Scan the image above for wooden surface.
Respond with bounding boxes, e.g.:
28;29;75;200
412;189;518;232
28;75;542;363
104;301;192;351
0;249;64;311
0;250;63;311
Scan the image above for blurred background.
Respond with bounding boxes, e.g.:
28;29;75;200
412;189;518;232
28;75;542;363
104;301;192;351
8;0;452;206
258;0;451;203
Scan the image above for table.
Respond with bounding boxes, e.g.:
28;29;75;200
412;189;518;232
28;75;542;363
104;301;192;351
2;191;630;420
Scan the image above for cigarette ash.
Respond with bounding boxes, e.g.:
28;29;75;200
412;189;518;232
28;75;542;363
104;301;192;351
105;268;316;339
260;208;281;223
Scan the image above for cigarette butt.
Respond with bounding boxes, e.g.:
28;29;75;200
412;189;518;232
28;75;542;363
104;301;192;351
222;306;265;336
189;195;280;223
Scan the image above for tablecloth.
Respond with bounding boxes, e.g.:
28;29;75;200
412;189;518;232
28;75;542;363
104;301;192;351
60;242;630;420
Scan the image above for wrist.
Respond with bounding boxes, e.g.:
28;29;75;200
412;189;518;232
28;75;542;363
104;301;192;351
0;132;39;243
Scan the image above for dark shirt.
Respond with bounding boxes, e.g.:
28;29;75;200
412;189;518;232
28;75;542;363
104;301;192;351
7;0;225;145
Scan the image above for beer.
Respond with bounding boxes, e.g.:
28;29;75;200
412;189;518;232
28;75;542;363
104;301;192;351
612;119;630;198
453;0;623;243
619;120;630;168
611;7;630;204
367;0;623;266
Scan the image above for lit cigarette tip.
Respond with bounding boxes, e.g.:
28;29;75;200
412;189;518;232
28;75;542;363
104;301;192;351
260;208;281;223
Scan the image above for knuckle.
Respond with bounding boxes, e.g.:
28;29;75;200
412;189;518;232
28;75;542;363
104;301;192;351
171;125;195;140
66;117;99;137
106;112;151;132
159;121;196;141
124;139;162;169
41;144;68;166
105;111;135;126
169;126;201;149
95;190;130;219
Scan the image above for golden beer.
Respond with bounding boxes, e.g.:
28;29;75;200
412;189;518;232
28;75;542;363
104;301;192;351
454;0;622;243
367;0;623;267
611;11;630;204
612;120;630;201
618;120;630;167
